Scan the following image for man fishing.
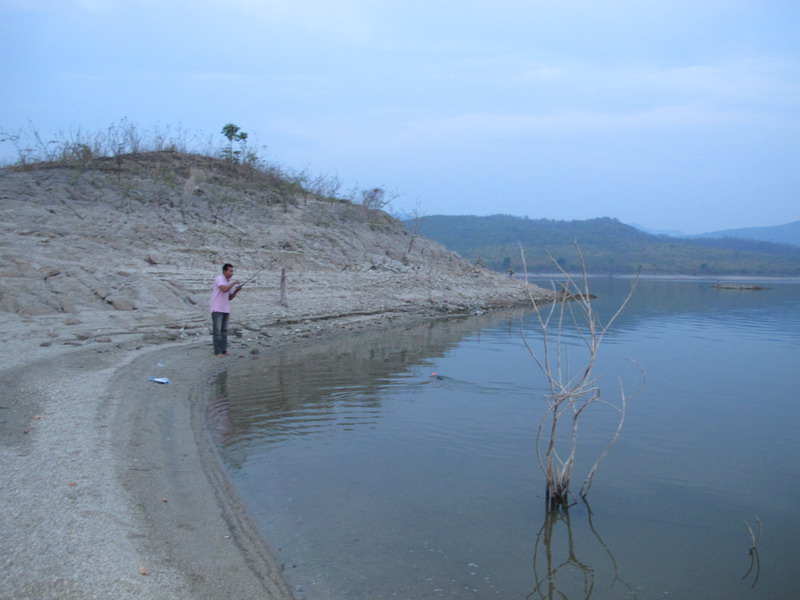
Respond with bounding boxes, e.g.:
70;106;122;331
210;263;242;356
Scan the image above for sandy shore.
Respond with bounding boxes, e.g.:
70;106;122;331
1;329;294;599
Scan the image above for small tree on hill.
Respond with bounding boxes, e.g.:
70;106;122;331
221;123;248;163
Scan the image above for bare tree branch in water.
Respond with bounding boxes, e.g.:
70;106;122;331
742;516;762;588
520;242;643;509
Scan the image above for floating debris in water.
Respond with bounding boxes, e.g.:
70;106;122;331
712;283;769;290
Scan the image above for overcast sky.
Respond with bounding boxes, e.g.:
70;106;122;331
2;0;798;233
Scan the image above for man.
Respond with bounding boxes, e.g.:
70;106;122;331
210;263;241;356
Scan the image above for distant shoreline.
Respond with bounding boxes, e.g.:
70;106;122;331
519;272;800;282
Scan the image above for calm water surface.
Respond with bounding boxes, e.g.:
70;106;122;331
211;278;800;600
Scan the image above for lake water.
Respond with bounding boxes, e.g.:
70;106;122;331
210;278;800;600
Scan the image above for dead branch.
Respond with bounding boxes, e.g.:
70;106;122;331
742;516;762;587
520;241;642;508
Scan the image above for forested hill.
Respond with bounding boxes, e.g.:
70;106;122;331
405;214;800;276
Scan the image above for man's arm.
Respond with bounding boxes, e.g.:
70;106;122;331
219;280;240;293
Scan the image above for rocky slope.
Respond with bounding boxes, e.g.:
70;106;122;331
0;151;552;355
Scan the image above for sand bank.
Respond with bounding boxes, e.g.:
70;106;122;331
1;336;295;599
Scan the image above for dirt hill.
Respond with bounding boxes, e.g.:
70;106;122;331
0;151;551;355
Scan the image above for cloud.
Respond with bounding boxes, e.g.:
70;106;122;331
644;60;800;105
0;0;115;11
267;101;744;164
72;0;115;10
390;104;748;147
186;71;259;84
504;57;799;101
516;66;570;83
210;0;379;45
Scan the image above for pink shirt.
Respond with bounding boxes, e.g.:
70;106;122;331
210;274;233;313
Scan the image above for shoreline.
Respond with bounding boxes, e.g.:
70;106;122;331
1;332;296;600
110;342;296;600
1;303;539;600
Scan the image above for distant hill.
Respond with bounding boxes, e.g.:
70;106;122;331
692;221;800;247
629;224;687;237
630;220;800;247
405;214;800;276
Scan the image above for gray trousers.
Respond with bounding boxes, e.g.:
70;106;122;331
211;311;230;355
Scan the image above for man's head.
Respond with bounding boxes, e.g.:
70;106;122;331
222;263;234;277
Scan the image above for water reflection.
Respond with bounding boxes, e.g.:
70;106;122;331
207;371;233;440
217;309;531;458
529;501;638;600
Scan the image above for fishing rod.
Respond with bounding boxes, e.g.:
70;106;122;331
237;265;268;288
